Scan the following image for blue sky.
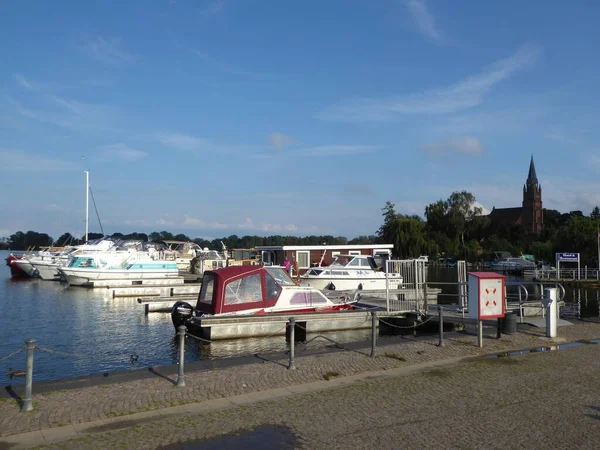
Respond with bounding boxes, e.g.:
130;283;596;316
1;0;600;240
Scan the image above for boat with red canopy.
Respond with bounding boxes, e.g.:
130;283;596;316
171;265;368;340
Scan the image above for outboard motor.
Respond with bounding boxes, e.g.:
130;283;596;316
171;301;194;330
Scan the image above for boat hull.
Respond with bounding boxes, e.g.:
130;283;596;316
34;263;61;281
59;268;180;286
299;276;402;291
13;259;38;277
6;255;28;278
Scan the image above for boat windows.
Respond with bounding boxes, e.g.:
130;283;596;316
265;267;295;286
225;274;262;305
68;257;98;269
199;274;215;304
307;269;323;276
265;273;282;300
347;258;360;267
290;291;328;305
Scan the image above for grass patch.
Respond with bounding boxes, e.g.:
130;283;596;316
383;352;407;362
322;371;341;381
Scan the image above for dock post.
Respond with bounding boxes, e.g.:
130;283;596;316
288;318;296;370
370;311;377;357
21;338;35;412
176;326;186;387
477;320;483;348
437;306;444;347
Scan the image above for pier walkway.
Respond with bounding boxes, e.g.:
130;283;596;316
2;320;600;448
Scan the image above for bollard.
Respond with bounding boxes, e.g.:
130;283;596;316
543;288;558;338
288;318;296;370
176;325;186;387
370;311;377;357
21;338;35;412
438;306;444;347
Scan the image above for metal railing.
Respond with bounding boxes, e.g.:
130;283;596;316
528;267;600;281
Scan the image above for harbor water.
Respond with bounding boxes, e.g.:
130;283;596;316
1;250;599;386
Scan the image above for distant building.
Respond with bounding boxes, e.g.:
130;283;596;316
488;156;543;234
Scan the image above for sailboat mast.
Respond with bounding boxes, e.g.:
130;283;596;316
85;170;89;243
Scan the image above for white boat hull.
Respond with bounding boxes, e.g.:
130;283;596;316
300;275;402;291
59;268;180;286
34;263;61;281
14;260;38;277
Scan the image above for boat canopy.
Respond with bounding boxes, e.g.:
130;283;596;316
196;265;296;315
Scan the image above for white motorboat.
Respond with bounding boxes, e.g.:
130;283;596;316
58;249;179;286
299;254;402;291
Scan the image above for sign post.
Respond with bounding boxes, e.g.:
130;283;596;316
468;272;506;348
555;253;580;280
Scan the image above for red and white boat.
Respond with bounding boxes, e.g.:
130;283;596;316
5;253;29;278
171;265;374;340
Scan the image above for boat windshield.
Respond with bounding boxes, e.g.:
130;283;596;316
198;273;215;304
330;255;354;267
265;267;295;286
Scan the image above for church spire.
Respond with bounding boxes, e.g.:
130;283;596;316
527;155;538;182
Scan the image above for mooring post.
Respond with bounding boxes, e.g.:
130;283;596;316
21;338;35;412
477;320;483;348
176;325;186;387
370;311;377;357
288;317;296;370
438;306;444;347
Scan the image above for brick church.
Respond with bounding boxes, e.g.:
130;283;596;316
488;156;543;234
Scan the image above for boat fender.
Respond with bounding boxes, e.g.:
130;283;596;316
328;283;336;291
358;283;363;290
171;301;194;330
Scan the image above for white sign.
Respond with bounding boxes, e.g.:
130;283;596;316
468;273;505;320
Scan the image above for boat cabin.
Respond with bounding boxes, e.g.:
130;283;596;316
256;244;393;275
195;265;339;316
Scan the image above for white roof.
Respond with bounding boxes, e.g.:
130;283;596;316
256;244;393;251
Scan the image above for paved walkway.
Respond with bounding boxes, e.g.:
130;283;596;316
2;321;600;448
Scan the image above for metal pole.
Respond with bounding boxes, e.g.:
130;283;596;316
544;288;557;338
288;318;296;370
496;318;502;339
478;320;483;348
176;325;186;387
21;338;35;412
85;170;89;243
438;306;444;347
370;311;377;357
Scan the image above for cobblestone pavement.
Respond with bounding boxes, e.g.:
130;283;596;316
2;321;600;444
27;335;600;449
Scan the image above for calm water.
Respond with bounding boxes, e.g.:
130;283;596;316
1;250;598;385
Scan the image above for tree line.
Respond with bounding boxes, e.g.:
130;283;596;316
2;192;598;266
377;192;600;266
0;230;364;252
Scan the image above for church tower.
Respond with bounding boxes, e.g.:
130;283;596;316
522;155;543;233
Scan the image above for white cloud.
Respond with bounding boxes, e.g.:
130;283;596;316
15;74;33;89
405;0;443;43
159;133;206;151
421;136;484;157
98;143;148;161
0;149;77;172
83;37;133;64
317;43;542;121
238;218;298;233
269;133;295;150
